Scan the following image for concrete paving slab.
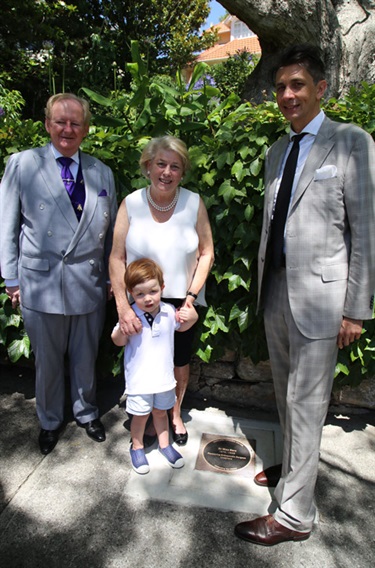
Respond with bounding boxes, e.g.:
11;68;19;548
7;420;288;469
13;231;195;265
1;365;375;568
126;407;282;514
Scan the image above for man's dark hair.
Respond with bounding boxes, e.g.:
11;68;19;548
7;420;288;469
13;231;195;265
273;44;326;84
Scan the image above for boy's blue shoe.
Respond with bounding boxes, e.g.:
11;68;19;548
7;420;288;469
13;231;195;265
130;446;150;474
159;444;184;468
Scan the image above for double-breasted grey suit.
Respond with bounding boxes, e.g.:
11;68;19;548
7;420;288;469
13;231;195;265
0;144;118;428
258;116;375;531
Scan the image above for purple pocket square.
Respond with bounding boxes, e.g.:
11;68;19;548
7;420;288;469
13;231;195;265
98;189;107;197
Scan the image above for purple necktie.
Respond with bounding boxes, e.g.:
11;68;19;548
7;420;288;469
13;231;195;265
58;157;74;195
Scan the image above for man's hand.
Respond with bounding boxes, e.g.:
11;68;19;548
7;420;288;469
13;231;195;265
6;285;21;309
337;317;363;349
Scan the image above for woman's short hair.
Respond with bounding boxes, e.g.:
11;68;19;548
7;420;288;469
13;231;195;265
125;258;164;291
45;93;92;125
139;135;190;176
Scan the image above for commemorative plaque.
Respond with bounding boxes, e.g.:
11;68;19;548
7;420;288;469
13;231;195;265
195;433;256;477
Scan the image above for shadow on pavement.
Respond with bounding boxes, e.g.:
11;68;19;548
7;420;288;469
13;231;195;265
0;363;374;567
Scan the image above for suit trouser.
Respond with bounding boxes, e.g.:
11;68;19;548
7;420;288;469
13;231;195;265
264;268;338;532
22;306;105;430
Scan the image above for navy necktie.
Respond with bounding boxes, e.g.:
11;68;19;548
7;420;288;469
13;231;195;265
270;133;306;268
58;157;74;195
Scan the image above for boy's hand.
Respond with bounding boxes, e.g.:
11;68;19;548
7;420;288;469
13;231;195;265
177;299;198;325
111;322;130;346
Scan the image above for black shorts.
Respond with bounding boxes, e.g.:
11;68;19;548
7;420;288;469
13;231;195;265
162;298;199;367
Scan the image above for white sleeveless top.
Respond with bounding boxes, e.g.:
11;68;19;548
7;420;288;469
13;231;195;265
125;187;206;305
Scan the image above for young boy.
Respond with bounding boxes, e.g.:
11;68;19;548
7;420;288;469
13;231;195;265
111;258;198;474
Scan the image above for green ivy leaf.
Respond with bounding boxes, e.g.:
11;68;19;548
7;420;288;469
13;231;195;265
218;180;236;204
231;159;247;182
244;204;254;221
250;157;262;176
7;335;31;362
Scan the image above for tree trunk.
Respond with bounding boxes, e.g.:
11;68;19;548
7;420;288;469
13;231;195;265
218;0;375;103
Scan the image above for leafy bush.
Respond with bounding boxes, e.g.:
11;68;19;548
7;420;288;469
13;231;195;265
1;46;374;388
210;49;259;99
0;82;47;163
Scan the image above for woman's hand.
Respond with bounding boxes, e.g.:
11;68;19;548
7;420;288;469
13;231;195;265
119;305;142;336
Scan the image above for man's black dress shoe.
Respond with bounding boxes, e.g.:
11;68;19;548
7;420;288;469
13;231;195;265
254;464;282;487
81;418;106;442
38;428;60;455
234;514;311;546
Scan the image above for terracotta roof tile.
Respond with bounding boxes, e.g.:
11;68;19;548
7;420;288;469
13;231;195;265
207;21;230;33
196;37;261;62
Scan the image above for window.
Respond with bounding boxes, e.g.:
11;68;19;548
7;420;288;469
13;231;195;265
231;21;254;40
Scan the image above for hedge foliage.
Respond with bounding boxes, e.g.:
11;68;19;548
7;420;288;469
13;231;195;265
1;44;375;387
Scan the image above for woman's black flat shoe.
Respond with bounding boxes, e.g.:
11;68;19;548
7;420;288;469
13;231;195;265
173;430;188;446
143;433;157;448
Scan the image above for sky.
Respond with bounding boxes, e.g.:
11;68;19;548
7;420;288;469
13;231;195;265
207;1;227;26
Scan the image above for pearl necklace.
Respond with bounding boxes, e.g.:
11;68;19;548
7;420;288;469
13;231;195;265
147;186;180;212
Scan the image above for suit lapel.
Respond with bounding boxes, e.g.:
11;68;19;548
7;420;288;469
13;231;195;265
35;147;100;254
290;117;335;210
35;145;78;231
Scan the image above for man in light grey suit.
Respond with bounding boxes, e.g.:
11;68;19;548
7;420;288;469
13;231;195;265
0;93;118;454
235;45;375;545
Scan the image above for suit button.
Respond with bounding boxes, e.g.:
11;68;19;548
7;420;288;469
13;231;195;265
98;233;103;240
39;203;45;210
104;212;108;218
89;259;95;265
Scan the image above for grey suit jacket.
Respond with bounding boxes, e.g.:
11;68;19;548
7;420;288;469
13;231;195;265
258;117;375;339
0;144;118;315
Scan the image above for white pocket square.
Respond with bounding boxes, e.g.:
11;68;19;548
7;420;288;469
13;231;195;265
314;165;337;180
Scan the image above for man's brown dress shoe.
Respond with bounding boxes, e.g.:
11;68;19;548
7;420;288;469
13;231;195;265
254;464;282;487
38;428;60;455
234;514;310;546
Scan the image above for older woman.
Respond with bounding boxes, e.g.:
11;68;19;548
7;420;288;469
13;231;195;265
109;136;214;445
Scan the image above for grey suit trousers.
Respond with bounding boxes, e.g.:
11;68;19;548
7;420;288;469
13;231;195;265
22;306;105;430
264;268;338;532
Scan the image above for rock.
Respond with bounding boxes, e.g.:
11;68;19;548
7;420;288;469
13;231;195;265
236;357;273;383
331;378;375;410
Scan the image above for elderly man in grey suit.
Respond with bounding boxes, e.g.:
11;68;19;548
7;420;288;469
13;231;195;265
235;45;375;545
0;93;118;455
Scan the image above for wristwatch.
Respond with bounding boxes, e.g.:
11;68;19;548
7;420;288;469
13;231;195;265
186;291;198;300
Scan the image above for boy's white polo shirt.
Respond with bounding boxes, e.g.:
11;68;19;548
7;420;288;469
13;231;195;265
124;301;180;395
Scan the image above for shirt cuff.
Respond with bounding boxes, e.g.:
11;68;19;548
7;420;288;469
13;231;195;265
5;279;19;287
